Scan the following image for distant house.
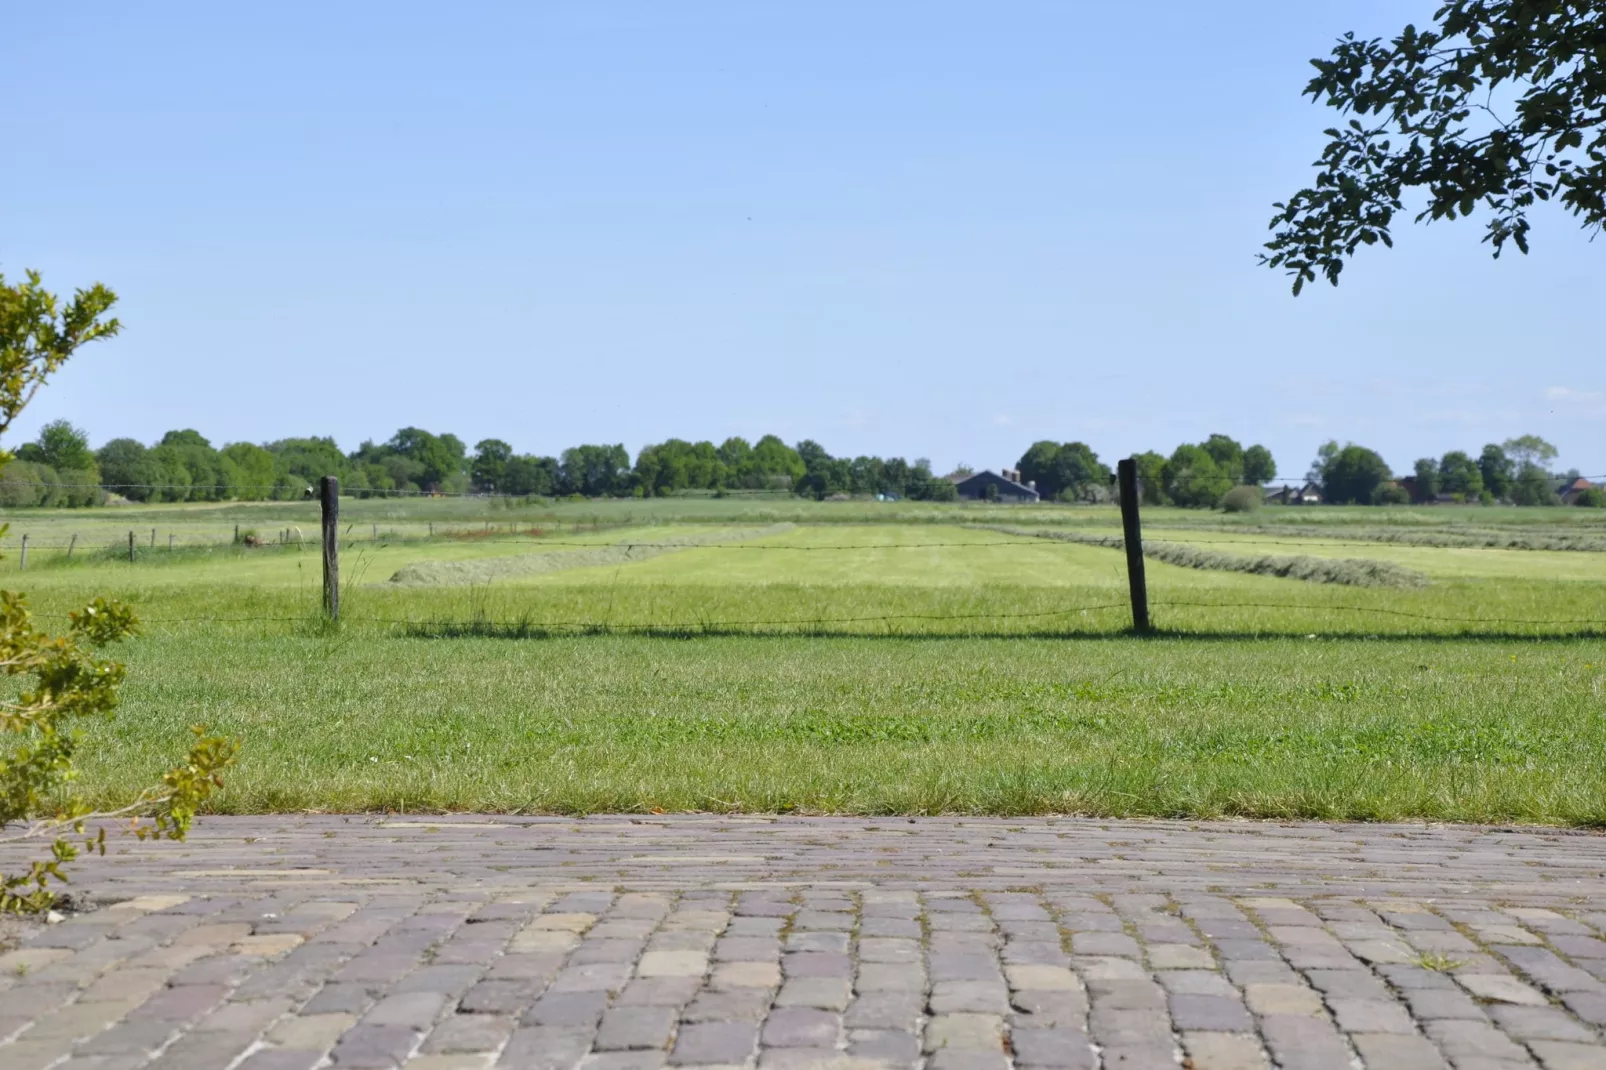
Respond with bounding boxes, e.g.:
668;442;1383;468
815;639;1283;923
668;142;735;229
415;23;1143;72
953;469;1040;503
1264;482;1323;505
1558;476;1599;505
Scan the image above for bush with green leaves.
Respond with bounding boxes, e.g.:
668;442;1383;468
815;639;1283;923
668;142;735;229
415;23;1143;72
1577;488;1606;509
1;594;237;912
1;268;237;914
0;459;105;508
1372;483;1411;506
1221;485;1262;513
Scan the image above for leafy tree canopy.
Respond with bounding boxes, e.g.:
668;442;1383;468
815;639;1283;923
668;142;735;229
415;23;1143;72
471;439;514;490
1502;433;1559;471
1164;444;1233;508
1132;451;1169;506
1242;444;1277;484
1264;1;1606;293
1414;456;1443;500
1017;441;1111;501
1201;434;1245;482
1439;449;1485;496
1313;441;1393;504
0;271;119;446
18;419;96;472
1479;443;1516;496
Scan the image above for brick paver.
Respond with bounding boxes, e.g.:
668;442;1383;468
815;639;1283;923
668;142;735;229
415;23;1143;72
1;816;1605;1068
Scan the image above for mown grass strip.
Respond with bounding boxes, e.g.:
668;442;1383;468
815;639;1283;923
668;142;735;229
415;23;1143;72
1151;523;1606;553
386;524;794;586
980;525;1429;588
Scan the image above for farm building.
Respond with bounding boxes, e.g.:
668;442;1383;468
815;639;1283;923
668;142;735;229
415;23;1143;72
953;469;1040;502
1264;482;1323;505
1558;476;1600;505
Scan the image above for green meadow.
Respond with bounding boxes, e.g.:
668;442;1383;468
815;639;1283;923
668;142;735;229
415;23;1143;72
2;497;1603;822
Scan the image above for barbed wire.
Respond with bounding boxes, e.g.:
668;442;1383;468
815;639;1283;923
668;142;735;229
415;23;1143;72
112;598;1606;635
6;531;1605;554
1149;599;1606;627
4;538;1056;551
8;474;1603;496
135;604;1135;630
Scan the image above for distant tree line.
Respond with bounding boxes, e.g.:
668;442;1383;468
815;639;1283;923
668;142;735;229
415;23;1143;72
0;425;954;506
1403;436;1569;506
1308;435;1579;506
1048;434;1276;508
0;421;1593;509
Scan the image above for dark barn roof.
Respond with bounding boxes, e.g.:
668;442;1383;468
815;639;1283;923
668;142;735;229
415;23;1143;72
953;470;1040;502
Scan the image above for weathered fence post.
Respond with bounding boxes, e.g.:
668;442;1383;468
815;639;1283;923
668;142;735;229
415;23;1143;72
234;524;240;544
1117;458;1151;634
321;475;340;622
128;531;136;563
168;534;175;551
19;534;27;571
67;533;77;559
150;528;156;549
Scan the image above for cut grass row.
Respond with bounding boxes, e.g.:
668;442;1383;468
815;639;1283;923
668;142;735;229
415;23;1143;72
979;525;1429;588
5;524;1602;638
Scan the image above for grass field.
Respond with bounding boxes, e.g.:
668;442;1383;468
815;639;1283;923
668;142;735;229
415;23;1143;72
2;496;1603;822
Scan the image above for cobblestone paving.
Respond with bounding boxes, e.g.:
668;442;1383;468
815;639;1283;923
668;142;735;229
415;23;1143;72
3;816;1606;1069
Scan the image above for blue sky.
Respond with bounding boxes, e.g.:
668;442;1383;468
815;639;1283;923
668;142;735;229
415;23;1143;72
3;1;1600;480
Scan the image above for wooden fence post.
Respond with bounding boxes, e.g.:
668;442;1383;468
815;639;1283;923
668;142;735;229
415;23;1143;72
321;475;340;621
19;534;27;571
128;531;136;563
150;528;156;548
168;534;175;551
1117;458;1151;634
67;533;77;559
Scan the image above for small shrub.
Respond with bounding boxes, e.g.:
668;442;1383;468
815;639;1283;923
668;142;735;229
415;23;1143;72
1221;485;1262;513
2;267;238;913
1371;484;1411;505
1;594;238;912
1576;488;1606;508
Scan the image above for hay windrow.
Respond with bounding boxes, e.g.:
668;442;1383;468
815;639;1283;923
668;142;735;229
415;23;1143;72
1156;523;1606;552
979;525;1430;588
387;524;795;586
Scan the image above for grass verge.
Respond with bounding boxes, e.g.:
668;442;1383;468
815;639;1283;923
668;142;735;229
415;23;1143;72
71;632;1606;823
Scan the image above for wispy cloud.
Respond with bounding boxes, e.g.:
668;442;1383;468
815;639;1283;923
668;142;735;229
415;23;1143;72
1546;386;1605;403
992;413;1014;427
